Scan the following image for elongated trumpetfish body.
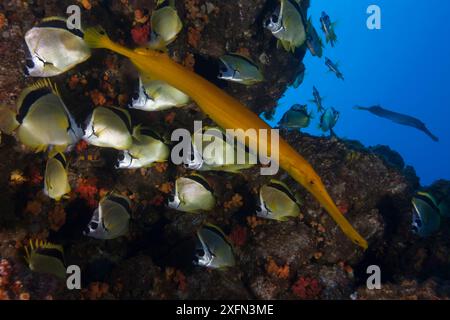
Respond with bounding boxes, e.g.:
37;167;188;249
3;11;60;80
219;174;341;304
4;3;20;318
84;27;368;249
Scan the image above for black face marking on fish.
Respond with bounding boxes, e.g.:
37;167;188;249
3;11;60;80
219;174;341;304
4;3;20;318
141;85;153;102
415;194;440;213
108;195;132;216
195;248;205;257
26;59;35;68
139;128;162;141
227;54;259;69
202;225;231;247
268;182;297;203
108;108;133;134
37;19;84;38
17;88;52;123
188;175;214;194
54;153;67;167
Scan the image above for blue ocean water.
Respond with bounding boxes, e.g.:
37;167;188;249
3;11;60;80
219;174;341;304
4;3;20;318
265;0;450;186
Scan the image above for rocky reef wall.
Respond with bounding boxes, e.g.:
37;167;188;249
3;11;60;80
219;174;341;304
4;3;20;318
1;0;449;300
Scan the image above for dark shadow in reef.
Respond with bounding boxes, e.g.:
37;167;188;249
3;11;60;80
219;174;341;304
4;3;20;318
353;195;406;285
194;54;228;89
48;198;93;244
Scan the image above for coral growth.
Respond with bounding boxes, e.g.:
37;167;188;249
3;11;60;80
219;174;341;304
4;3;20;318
266;257;290;280
292;277;322;300
229;225;247;247
74;178;99;208
131;24;151;46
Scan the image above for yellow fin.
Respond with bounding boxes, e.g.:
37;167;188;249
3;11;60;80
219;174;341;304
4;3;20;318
24;239;64;263
40;16;67;23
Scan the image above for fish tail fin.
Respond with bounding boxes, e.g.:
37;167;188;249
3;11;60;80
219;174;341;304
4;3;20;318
424;129;439;142
84;26;115;50
0;105;19;134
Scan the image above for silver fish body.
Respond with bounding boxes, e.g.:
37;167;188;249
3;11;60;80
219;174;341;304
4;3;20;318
264;0;306;52
116;127;169;169
16;79;82;153
195;224;235;269
218;54;264;85
130;76;189;111
149;6;183;49
412;192;441;237
44;152;71;201
24;17;91;77
185;127;255;173
168;175;216;213
84;193;131;240
83;106;133;150
256;180;301;221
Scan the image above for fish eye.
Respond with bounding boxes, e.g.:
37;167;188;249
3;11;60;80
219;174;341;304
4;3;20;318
89;222;99;230
168;195;175;202
118;153;125;161
413;217;422;228
133;92;140;100
271;14;279;23
219;64;228;73
195;248;205;257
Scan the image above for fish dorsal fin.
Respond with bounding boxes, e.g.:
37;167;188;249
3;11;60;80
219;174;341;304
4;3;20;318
107;193;132;215
108;106;132;133
202;223;231;246
16;79;59;122
416;192;440;212
227;53;259;69
52;152;67;167
268;179;297;203
140;127;163;141
24;239;64;263
132;124;143;140
189;174;214;193
38;16;84;38
291;104;307;112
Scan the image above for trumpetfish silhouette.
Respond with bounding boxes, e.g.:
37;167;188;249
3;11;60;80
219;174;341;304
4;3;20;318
83;27;368;249
354;105;439;142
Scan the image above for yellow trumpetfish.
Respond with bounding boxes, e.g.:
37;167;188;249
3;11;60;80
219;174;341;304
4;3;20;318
84;27;368;249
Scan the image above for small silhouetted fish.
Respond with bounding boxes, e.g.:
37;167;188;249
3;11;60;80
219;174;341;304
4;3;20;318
320;11;337;47
325;57;344;80
354;105;439;142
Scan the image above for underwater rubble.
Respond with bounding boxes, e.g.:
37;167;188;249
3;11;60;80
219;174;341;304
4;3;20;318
1;0;450;300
